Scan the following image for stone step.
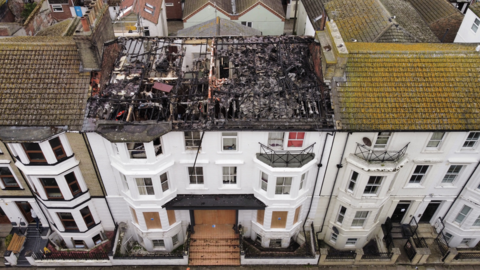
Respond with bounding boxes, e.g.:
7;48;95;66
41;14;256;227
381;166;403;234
189;258;240;266
190;238;239;246
190;245;239;253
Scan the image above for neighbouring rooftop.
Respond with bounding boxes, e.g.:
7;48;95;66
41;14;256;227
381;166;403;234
85;36;334;136
470;2;480;18
177;17;262;37
183;0;285;20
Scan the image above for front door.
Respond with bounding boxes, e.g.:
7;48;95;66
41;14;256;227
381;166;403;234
16;202;34;224
194;210;236;225
391;201;410;223
0;207;10;224
420;201;442;223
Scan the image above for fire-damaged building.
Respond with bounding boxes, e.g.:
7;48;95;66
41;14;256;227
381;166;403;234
83;35;334;265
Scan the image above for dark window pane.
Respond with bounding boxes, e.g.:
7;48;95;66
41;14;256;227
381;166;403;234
49;137;62;148
28;153;46;161
80;207;91;216
65;172;76;184
23;143;41;151
40;178;57;186
58;213;73;219
3;177;18;186
0;167;12;175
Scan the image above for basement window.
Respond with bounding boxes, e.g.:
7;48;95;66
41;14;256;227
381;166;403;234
93;234;102;245
74;240;86;249
472;18;480;33
153;239;165;249
270;239;282;248
255;233;262;244
52;4;63;12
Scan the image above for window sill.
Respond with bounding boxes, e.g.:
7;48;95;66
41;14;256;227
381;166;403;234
185;185;208;190
455;149;479;154
404;184;425;189
435;185;457;189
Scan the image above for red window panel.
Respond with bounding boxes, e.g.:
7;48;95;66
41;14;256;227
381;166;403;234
287;132;305;147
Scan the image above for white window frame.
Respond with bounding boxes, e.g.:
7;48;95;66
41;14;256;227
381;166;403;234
0;165;22;189
409;165;429;184
346;238;357;246
172;234;179;246
222;166;237;185
275;177;292;195
347;171;358;192
136;178;154;195
426;132;445;149
472;18;480;33
52;4;63;12
241;21;252;27
363;176;383;195
336;206;347;224
444;232;453;243
461;238;474;246
260;171;268;191
222;132;238;151
188;167;204;184
351;211;369;227
160;172;169;192
299;172;307;190
152;239;165;249
463;132;480;148
127;143;146;159
373;132;391;149
330;233;338;243
441;165;464;184
268;132;284;150
454;205;472;224
184;132;201;150
473;216;480;226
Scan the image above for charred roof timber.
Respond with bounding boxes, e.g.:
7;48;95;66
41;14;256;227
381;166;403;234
85;36;334;133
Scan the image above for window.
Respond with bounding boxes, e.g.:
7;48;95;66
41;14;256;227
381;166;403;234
58;212;78;231
472;18;480;33
294;206;301;224
454;205;472;224
188;167;204;184
299;173;307;190
92;234;102;245
49;137;66;160
255;233;262;244
40;178;63;199
352;211;369;227
331;233;338;243
442;165;463;184
22;143;46;163
80;206;95;228
160;173;169;192
444;232;453;243
260;171;268;191
241;21;252;27
337;206;347;224
364;176;383;195
172;234;179;246
409;165;429;184
222;167;237;184
153;137;162;156
127;143;146;159
427;132;445;148
463;132;480;148
287;132;305;147
222;132;237;151
74;240;86;248
52;4;63;12
268;132;284;150
461;238;474;246
347;171;358;192
270;239;282;248
152;239;165;248
346;238;357;246
184;132;201;149
121;174;129;191
474;216;480;226
374;132;391;148
275;177;292;194
136;178;154;195
0;167;19;188
65;172;81;197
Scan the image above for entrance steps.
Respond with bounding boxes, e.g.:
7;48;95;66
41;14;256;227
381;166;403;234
417;224;438;239
189;224;240;266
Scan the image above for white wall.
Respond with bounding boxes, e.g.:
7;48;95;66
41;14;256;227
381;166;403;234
455;9;480;42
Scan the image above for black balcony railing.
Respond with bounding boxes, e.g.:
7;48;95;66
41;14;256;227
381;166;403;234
325;250;356;260
33;252;109;260
455;252;480;260
354;143;409;163
257;143;315;167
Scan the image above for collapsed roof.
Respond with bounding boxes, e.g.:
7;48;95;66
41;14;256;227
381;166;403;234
85;36;334;136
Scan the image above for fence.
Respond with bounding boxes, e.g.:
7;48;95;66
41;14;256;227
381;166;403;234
258;143;315;167
325;250;356;260
404;239;416;261
33;252;109;260
455;252;480;260
361;252;393;260
354;143;409;162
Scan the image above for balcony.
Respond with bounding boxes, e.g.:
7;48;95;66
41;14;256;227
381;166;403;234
354;143;409;163
256;143;315;168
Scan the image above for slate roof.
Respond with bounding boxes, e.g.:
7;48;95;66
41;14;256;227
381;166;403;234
471;2;480;18
0;37;90;130
300;0;330;31
183;0;284;20
177;17;261;36
408;0;459;25
333;43;480;131
324;0;439;43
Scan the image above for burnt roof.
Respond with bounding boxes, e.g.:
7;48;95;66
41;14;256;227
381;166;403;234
85;36;334;135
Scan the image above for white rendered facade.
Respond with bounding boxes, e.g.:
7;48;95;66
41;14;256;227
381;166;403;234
454;6;480;42
86;131;333;251
315;131;480;249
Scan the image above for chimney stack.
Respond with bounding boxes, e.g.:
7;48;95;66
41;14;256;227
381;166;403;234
80;16;90;31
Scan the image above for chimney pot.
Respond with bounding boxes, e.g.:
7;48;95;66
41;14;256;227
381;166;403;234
80;16;90;31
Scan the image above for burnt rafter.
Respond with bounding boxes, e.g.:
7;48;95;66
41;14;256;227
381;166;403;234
85;36;334;132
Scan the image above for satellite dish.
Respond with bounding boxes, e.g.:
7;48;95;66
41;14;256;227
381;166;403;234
332;226;339;234
363;137;372;146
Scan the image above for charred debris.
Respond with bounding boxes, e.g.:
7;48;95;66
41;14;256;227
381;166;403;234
86;36;334;131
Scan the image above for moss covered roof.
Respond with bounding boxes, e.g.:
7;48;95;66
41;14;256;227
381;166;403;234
333;42;480;131
470;2;480;19
0;37;90;130
36;18;77;36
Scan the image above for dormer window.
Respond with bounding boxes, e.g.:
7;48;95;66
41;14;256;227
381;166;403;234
49;137;67;161
22;143;46;163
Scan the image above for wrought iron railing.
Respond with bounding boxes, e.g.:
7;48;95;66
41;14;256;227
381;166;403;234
354;143;409;163
33;252;109;260
455;252;480;260
258;143;315;167
435;231;450;257
404;239;416;261
409;217;428;248
239;225;244;256
362;252;393;260
310;223;319;252
183;224;192;256
325;250;356;260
